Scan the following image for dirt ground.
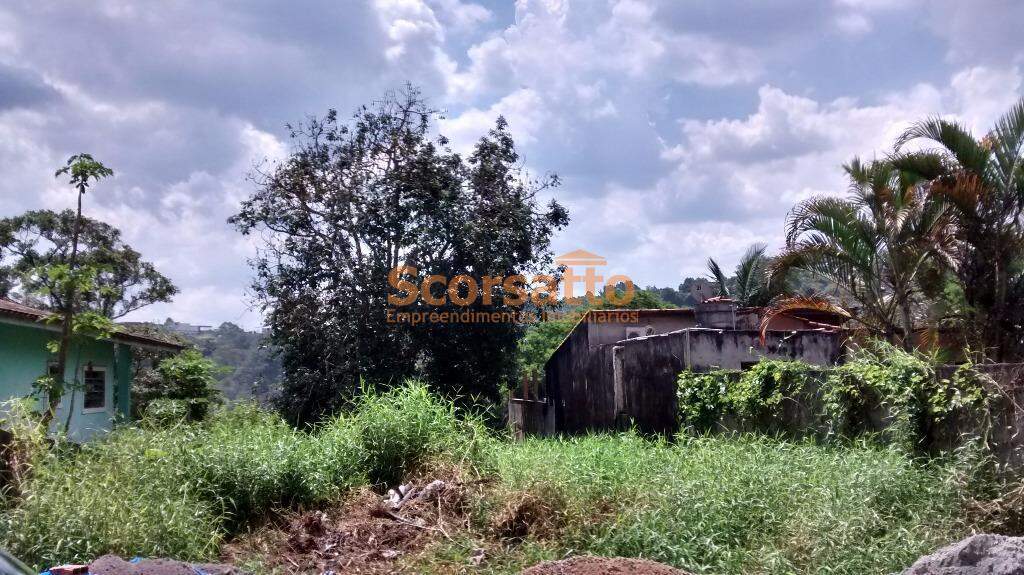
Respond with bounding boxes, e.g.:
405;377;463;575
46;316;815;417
223;478;476;574
520;556;692;575
222;476;687;575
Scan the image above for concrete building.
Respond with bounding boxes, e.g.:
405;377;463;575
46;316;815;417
511;300;847;437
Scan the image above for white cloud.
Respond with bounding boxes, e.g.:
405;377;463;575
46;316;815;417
440;88;548;153
2;0;1023;323
835;12;873;35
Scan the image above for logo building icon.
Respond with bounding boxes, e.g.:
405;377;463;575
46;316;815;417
554;249;633;305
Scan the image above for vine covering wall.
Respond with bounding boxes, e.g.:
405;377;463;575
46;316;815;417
677;342;999;454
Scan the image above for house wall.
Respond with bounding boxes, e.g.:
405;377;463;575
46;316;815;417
585;313;697;346
544;322;620;434
735;311;811;331
685;329;843;370
0;321;133;441
611;329;844;435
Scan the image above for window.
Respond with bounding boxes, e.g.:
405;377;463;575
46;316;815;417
83;366;106;411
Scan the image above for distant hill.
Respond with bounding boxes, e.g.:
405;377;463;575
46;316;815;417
125;319;282;403
643;271;841;308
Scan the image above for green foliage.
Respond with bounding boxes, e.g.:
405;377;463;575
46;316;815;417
0;383;484;568
0;399;49;502
133;350;224;421
231;87;568;424
480;433;964;575
823;344;989;448
54;153;113;192
0;210;178;318
0;426;222;567
677;370;733;430
728;360;823;423
0;382;1004;575
178;404;315;524
517;312;580;379
139;398;190;429
678;360;825;433
677;343;992;451
350;382;490;486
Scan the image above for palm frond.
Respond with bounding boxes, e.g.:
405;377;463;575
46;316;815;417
989;97;1024;196
706;257;730;298
758;295;851;343
896;117;989;174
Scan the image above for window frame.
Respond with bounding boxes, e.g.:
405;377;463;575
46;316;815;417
82;365;108;413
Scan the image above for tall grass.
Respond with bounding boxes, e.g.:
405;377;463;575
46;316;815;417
0;382;476;567
0;426;223;565
481;433;965;575
0;383;979;574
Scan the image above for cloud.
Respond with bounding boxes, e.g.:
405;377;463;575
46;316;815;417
0;0;1021;327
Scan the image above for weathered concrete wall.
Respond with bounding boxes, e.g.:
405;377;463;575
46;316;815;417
545;322;618;434
614;329;845;435
541;317;845;437
695;301;736;329
677;362;1024;467
586;312;697;346
686;329;843;371
507;398;550;439
613;331;687;435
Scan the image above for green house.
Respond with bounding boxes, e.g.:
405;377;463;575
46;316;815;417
0;298;183;441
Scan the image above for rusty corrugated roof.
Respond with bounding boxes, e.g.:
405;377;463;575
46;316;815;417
0;297;186;351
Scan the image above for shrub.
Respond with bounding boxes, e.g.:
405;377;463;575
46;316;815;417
180;404;314;525
677;343;992;450
350;382;489;485
0;382;488;567
0;398;49;501
139;398;190;429
297;414;367;501
133;350;223;421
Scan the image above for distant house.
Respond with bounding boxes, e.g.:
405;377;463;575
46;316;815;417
0;298;184;441
509;300;848;437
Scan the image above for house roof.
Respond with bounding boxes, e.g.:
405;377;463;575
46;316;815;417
0;298;186;351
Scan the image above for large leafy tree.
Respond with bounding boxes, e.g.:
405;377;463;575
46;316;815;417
0;209;177;318
892;97;1024;360
772;158;951;347
232;87;568;424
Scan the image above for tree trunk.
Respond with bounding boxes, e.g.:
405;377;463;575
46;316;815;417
40;188;84;429
900;298;915;352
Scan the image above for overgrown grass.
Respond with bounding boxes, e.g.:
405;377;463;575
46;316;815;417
0;382;479;568
474;433;966;575
0;383;987;574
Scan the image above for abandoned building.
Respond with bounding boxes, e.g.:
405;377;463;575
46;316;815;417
510;299;848;437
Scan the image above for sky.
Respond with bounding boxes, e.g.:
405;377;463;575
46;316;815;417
0;0;1022;329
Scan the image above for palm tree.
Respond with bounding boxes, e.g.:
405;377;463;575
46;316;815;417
892;97;1024;360
772;158;951;348
706;243;788;307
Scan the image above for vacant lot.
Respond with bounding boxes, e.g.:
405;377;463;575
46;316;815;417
0;384;995;574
